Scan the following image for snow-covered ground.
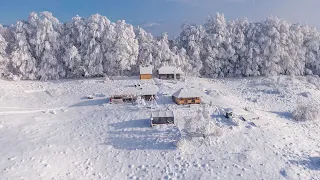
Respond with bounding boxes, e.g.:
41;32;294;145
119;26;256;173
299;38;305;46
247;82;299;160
0;76;319;180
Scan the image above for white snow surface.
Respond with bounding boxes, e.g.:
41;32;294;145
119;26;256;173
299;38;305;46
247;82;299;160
109;77;158;96
0;76;320;180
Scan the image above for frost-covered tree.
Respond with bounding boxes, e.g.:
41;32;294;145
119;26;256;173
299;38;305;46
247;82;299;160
81;14;107;76
203;13;230;78
177;24;205;76
105;20;138;76
62;15;87;77
157;33;174;66
283;23;306;75
0;28;8;77
227;19;249;76
172;47;191;76
259;17;287;76
63;15;86;49
130;27;155;74
10;21;37;80
241;22;265;76
134;27;154;66
302;25;320;75
2;11;320;80
258;17;306;76
62;46;81;78
28;12;62;80
0;25;15;54
151;33;177;71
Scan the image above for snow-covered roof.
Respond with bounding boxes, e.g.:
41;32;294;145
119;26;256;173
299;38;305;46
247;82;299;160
114;88;157;96
172;88;201;98
151;110;174;118
112;84;158;96
136;89;158;96
140;65;153;74
158;66;183;75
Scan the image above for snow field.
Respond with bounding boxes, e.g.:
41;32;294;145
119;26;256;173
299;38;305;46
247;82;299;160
0;76;320;179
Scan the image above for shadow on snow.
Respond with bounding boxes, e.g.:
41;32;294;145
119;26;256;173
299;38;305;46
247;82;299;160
211;114;237;126
69;98;109;107
289;156;320;171
105;119;180;150
270;111;292;120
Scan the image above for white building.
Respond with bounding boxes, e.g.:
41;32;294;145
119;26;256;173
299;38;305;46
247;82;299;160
157;66;183;80
150;110;174;126
139;65;153;80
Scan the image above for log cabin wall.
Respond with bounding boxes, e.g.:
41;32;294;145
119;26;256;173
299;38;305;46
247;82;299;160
140;74;152;79
173;96;201;105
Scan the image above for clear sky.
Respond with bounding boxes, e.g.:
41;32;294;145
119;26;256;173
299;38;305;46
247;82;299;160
0;0;319;37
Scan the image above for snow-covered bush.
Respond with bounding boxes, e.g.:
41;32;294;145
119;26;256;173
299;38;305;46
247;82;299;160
305;69;313;75
184;110;207;133
299;92;312;98
306;76;320;88
292;104;319;122
183;109;222;137
200;121;223;137
202;104;211;119
210;126;223;137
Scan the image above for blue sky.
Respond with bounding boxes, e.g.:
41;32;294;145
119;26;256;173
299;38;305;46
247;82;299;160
0;0;319;37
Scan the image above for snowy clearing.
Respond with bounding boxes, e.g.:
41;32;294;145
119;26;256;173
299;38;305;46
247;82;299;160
0;76;320;180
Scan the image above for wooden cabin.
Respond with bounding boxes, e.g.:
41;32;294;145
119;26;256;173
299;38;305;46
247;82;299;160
172;88;201;105
150;110;174;127
158;66;183;80
140;65;153;80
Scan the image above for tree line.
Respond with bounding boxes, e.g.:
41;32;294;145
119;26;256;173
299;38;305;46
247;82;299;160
0;12;320;80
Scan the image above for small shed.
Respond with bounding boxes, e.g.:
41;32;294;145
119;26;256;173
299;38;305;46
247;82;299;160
110;94;137;104
172;88;201;105
140;65;153;80
138;89;157;101
158;66;183;80
150;110;174;126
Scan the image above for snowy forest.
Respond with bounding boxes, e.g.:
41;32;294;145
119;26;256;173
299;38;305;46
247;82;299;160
1;12;320;80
